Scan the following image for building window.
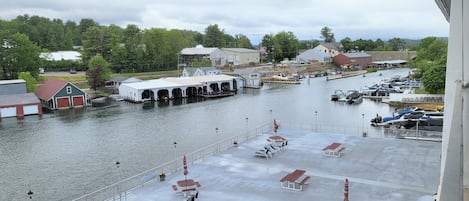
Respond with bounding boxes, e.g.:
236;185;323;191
66;86;72;94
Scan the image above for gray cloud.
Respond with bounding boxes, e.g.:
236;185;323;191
0;0;449;44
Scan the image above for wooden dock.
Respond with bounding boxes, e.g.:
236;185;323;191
326;70;367;81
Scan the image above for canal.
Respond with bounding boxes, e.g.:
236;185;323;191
0;68;411;201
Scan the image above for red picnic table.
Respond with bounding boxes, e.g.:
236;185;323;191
280;169;310;191
172;179;201;196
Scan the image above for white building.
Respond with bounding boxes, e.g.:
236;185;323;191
39;51;81;62
221;48;260;66
118;75;241;102
181;46;226;67
313;43;342;58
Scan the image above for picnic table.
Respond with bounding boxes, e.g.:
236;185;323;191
322;142;345;157
172;179;201;196
280;169;310;191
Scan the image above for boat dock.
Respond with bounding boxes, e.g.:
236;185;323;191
326;70;367;81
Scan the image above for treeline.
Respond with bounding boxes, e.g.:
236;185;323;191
0;14;444;85
0;15;254;75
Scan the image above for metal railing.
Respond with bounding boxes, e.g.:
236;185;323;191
71;120;441;201
72;122;272;201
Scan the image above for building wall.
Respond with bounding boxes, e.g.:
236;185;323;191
53;83;87;108
367;51;417;61
209;49;226;67
314;45;340;57
333;54;350;66
349;57;372;68
333;54;372;68
223;50;260;66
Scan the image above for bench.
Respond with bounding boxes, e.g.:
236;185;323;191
181;188;196;192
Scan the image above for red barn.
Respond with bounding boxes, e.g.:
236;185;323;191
333;52;372;70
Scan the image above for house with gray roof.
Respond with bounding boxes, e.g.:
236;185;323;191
313;43;343;58
181;45;226;67
296;49;331;63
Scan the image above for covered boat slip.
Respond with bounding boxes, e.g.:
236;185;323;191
118;75;240;102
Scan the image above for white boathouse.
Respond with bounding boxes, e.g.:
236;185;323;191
118;74;240;102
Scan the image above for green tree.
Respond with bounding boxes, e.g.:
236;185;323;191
86;55;111;91
65;20;81;46
374;39;388;51
82;25;121;64
203;24;224;47
142;28;173;71
273;31;299;61
192;58;212;67
0;31;42;79
18;72;37;92
320;26;335;43
340;37;353;52
422;64;446;94
388;37;406;51
261;34;275;61
234;34;252;48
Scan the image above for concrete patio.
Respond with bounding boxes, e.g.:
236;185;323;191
126;129;441;201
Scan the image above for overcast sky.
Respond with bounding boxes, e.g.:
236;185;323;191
1;0;449;44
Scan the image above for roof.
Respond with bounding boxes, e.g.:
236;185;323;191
343;52;371;58
372;60;408;64
122;77;142;83
0;79;26;85
323;142;342;151
200;67;219;72
280;169;309;184
121;75;238;90
35;79;67;100
222;48;259;53
0;93;40;106
122;79;182;90
435;0;450;21
39;51;81;61
181;47;220;55
298;49;330;60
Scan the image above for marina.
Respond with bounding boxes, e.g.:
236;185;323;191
0;68;439;201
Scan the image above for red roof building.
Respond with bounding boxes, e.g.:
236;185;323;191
35;79;87;109
333;52;372;70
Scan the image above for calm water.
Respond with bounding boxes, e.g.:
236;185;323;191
0;68;410;201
